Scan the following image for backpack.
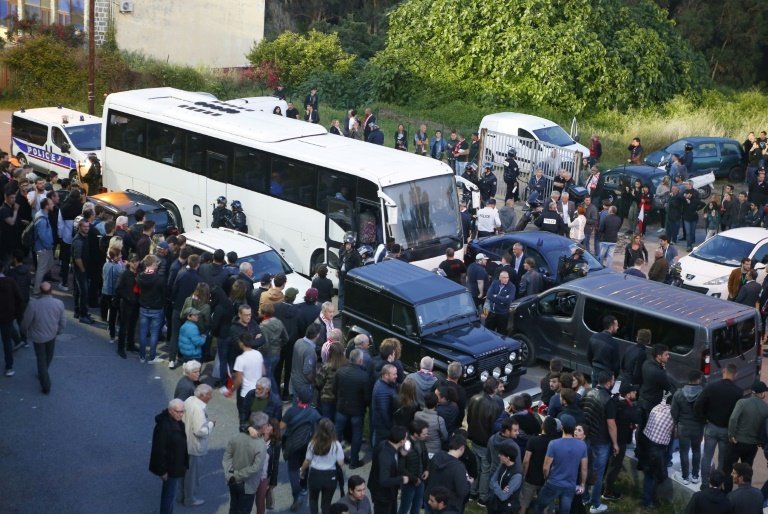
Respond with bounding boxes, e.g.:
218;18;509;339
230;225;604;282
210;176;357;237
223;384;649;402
21;218;38;249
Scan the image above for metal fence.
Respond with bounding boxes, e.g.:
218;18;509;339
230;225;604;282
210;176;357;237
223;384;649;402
479;128;584;202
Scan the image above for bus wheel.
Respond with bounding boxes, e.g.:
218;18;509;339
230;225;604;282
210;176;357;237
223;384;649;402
17;153;27;166
161;201;184;234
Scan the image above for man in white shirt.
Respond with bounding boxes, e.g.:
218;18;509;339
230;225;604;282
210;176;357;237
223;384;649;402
181;384;215;507
232;332;266;431
476;198;501;238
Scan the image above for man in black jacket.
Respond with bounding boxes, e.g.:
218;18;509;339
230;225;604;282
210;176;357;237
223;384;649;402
598;206;622;269
138;254;167;363
582;371;618;513
334;349;372;469
586;315;620;387
169;254;202;369
694;363;742;489
149;398;189;514
425;434;471;513
368;425;409;513
683;470;731;514
638;343;676;420
619;329;650;387
466;377;503;504
533;201;565;235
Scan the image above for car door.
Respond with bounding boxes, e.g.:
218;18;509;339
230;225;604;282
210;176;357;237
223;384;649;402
750;241;768;285
718;141;744;177
599;171;625;204
692;142;719;175
534;290;580;365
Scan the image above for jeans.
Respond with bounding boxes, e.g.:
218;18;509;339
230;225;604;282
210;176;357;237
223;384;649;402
678;427;703;479
684;219;698;249
723;441;759;492
534;482;576;514
666;218;681;243
59;242;71;287
33;339;55;392
0;321;14;371
583;231;596;255
263;353;279;395
33;248;54;295
701;423;729;486
100;294;118;338
469;443;491;502
217;337;231;384
160;476;179;514
118;301;138;353
319;400;336;421
139;307;164;360
228;482;255;514
455;161;468;177
336;412;364;466
169;308;182;363
398;482;425;514
598;242;617;270
286;451;308;500
73;268;90;318
604;443;627;494
589;442;611;508
276;340;295;398
641;442;667;507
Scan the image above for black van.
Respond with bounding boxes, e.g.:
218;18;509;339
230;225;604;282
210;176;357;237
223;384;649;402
343;260;526;393
508;274;759;391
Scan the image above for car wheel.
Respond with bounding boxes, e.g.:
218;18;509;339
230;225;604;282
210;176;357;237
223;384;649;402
511;333;536;367
161;201;184;233
728;166;745;183
697;185;712;200
505;375;521;393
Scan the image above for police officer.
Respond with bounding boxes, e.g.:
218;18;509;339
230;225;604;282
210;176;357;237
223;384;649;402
83;153;102;196
559;246;589;283
337;232;362;310
461;162;479;186
682;142;694;172
211;196;232;229
534;201;565;235
503;149;520;202
478;162;498;204
227;200;247;233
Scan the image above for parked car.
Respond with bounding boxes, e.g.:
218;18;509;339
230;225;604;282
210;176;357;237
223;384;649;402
644;136;745;181
465;231;609;289
677;227;768;298
182;227;312;299
343;259;526;393
507;274;759;392
88;189;178;236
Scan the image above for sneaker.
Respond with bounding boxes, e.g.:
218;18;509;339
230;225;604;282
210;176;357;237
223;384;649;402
5;369;15;377
184;499;205;507
79;316;95;325
690;475;700;484
476;499;487;508
590;505;608;514
168;360;178;370
148;357;165;364
57;284;69;292
139;358;146;363
675;472;690;485
12;341;25;351
602;492;622;501
109;338;116;344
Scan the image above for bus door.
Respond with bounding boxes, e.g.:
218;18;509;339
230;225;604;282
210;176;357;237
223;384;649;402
357;199;383;248
202;152;229;229
325;197;355;269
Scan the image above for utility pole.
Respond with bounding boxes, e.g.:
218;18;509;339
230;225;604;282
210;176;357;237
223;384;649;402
88;0;95;115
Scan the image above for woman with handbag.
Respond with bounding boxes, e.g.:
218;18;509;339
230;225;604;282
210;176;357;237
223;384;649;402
299;418;345;514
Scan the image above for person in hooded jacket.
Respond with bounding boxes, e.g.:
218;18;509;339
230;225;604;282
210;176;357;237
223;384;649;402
425;433;471;513
683;470;732;514
149;398;189;514
671;370;705;485
487;442;522;514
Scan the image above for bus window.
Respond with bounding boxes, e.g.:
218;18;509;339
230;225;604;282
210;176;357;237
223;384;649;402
147;122;184;166
273;158;317;208
106;111;144;155
233;146;269;193
207;152;229;183
318;168;356;212
186;133;205;173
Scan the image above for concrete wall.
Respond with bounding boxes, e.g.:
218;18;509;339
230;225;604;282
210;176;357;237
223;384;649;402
113;0;265;68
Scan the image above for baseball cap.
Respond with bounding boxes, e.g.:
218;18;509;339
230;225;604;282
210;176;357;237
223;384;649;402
156;241;169;250
304;288;319;302
284;287;299;302
559;414;576;432
475;253;488;261
619;382;638;396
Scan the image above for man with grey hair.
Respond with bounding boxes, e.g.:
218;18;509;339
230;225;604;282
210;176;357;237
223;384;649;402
443;361;468;426
334;348;371;468
180;384;214;507
406;356;438;407
321;327;343;363
351;333;372;367
312;301;336;351
174;360;201;401
223;411;269;513
21;281;65;393
251;376;282;420
150;398;189;514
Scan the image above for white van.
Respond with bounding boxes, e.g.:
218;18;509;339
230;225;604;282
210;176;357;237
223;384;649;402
480;112;589;162
11;106;102;180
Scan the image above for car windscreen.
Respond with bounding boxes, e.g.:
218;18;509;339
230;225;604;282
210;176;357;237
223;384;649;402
239;250;293;277
532;125;575;147
689;235;755;266
544;244;604;271
712;316;757;360
416;293;477;328
64;124;101;152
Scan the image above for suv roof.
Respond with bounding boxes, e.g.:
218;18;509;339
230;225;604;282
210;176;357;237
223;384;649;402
347;260;465;305
559;274;754;326
181;227;277;257
90;189;165;216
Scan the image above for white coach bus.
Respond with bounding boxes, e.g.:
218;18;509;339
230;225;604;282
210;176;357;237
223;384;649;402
100;88;465;278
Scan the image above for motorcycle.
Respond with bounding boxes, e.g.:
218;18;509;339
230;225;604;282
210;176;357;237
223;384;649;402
514;189;544;231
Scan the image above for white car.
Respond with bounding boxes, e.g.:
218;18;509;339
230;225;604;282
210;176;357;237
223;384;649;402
181;227;312;300
678;227;768;298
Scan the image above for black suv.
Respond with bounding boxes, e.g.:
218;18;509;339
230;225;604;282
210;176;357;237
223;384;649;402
343;260;526;393
88;189;179;236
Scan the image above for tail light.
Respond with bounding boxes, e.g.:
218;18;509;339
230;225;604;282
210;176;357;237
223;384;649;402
701;350;711;375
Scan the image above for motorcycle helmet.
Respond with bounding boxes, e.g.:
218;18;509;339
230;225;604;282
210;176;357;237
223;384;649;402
358;245;374;258
231;200;242;210
684;142;694;151
343;231;356;244
216;195;227;205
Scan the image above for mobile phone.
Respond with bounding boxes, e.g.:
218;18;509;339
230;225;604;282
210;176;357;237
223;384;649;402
404;440;412;452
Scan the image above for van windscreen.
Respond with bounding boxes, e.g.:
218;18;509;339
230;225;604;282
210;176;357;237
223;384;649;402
65;124;101;151
712;318;756;360
532;125;575;147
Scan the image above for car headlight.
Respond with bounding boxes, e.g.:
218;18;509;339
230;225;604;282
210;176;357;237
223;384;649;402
492;367;501;379
466;365;475;375
704;275;730;285
505;363;514;375
509;352;516;362
480;370;489;382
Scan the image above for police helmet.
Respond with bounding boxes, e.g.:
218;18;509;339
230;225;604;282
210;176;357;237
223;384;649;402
684;143;693;151
465;162;478;172
507;148;517;158
231;200;242;210
484;162;493;169
573;262;589;277
358;245;374;258
343;231;356;244
217;196;227;205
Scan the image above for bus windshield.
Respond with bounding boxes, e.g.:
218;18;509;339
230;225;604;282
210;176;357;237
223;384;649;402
384;175;462;250
65;124;101;151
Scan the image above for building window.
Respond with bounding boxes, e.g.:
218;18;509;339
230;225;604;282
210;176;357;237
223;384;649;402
57;0;84;28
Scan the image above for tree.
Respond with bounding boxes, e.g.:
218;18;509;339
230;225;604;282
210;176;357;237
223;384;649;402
374;0;707;113
246;30;355;89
